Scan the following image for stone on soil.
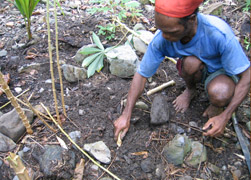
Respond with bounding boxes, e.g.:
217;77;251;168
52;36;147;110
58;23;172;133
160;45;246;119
140;158;155;173
162;134;191;166
84;141;111;164
106;45;140;78
127;30;154;53
0;108;34;142
150;95;170;125
61;64;87;83
0;132;16;152
0;49;7;57
178;176;193;180
33;145;75;179
185;141;207;167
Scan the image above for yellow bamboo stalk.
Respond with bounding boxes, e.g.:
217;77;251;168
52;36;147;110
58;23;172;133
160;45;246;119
54;0;66;117
46;0;61;125
40;103;121;180
6;153;31;180
0;71;33;134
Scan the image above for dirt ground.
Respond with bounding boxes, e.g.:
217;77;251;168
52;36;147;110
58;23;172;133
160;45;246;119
0;0;250;180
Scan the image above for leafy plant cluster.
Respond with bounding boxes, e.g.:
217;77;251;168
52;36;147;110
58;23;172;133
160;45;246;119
87;0;143;40
243;0;250;12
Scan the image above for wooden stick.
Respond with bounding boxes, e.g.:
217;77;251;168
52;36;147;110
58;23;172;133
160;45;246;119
0;71;33;134
46;0;61;126
146;80;175;96
40;103;121;180
165;56;177;64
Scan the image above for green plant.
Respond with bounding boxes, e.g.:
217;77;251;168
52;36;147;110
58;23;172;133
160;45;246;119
98;23;116;40
124;1;142;20
244;36;250;50
80;32;115;78
11;0;40;40
243;0;250;12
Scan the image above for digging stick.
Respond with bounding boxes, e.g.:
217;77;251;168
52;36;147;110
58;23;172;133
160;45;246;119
146;80;175;96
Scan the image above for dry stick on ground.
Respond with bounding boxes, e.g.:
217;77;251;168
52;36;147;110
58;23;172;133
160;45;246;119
40;103;122;180
23;96;56;133
0;71;33;134
54;0;66;117
146;80;176;96
97;152;117;180
46;0;61;126
6;152;31;180
0;88;30;110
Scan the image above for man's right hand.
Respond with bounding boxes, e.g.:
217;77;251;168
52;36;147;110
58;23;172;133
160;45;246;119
113;114;130;141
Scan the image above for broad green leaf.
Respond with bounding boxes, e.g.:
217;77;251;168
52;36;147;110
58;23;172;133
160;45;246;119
104;46;117;53
87;54;103;78
82;52;101;68
92;32;104;50
96;54;104;72
80;47;101;55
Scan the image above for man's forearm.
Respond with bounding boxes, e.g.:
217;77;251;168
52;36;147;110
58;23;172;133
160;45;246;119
222;68;250;120
122;72;147;117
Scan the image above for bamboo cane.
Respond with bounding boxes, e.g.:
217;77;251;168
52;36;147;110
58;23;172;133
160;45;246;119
46;0;61;126
54;0;66;117
40;103;121;180
6;153;31;180
146;80;175;96
0;71;33;134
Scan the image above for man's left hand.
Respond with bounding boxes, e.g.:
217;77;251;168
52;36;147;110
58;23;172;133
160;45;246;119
203;115;229;137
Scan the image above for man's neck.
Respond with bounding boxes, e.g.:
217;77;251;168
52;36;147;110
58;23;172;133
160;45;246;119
180;17;198;44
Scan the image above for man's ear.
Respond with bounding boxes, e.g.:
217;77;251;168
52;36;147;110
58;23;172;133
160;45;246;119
188;14;197;23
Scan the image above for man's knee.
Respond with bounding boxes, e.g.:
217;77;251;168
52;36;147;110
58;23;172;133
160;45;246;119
182;56;204;76
207;75;236;107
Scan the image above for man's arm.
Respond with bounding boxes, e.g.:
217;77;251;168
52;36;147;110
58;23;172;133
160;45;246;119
113;72;147;141
203;67;250;136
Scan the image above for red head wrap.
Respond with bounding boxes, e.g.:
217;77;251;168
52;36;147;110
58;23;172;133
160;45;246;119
155;0;203;18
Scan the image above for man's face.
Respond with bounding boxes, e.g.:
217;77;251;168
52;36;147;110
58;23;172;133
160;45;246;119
155;12;192;42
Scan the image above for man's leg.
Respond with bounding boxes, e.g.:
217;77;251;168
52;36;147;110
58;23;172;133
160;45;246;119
203;74;236;118
173;56;204;113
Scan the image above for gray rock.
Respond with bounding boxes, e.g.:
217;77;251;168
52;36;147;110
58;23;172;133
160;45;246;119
100;177;113;180
133;23;146;31
232;169;241;179
140;158;155;173
75;44;97;64
0;132;16;152
18;62;41;73
11;43;25;50
0;108;34;142
127;30;154;53
84;141;111;164
69;131;81;143
155;164;165;179
0;49;7;57
162;134;191;166
222;165;227;171
13;175;19;180
144;5;155;14
207;163;220;174
61;64;87;83
185;141;207;167
170;123;185;134
34;145;75;178
179;176;193;180
246;121;250;132
106;45;139;78
150;95;170;125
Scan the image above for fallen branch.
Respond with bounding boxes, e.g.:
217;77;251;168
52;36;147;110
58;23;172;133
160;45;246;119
40;103;121;180
146;80;175;96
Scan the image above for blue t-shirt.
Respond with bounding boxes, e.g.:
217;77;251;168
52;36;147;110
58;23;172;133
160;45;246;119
137;13;250;78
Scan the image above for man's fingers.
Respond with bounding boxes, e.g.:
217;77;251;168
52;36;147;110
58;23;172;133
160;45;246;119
114;127;120;141
120;128;128;140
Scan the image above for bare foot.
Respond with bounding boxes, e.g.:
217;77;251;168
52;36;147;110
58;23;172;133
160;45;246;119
172;88;196;113
202;104;223;118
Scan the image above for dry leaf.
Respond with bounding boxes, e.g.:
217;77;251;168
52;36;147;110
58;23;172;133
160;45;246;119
56;136;68;150
131;151;148;159
73;159;85;180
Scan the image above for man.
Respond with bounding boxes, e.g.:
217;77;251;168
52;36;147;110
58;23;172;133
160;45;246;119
113;0;250;140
